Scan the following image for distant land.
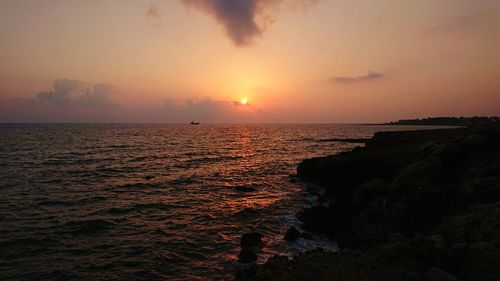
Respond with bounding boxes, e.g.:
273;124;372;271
387;116;500;126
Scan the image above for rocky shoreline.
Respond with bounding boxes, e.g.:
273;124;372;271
238;125;500;281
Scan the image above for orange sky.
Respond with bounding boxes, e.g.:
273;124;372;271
0;0;499;123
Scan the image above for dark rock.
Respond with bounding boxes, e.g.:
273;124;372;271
412;234;448;266
243;125;500;281
284;227;301;242
288;175;299;183
424;267;459;281
444;243;469;269
297;126;500;248
241;232;262;248
239;248;258;263
245;248;423;281
301;232;313;240
298;128;465;189
236;264;257;280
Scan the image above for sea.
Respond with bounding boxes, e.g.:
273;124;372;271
0;124;441;281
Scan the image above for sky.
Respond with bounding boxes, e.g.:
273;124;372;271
0;0;499;123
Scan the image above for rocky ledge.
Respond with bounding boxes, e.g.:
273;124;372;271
239;125;500;281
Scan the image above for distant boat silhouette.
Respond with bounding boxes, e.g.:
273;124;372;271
190;121;200;125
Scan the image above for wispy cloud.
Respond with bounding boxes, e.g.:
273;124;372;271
332;71;384;84
426;9;499;34
181;0;318;47
146;2;162;28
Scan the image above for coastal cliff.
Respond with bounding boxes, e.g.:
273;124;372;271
240;125;500;281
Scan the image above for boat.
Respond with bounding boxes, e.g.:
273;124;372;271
190;121;200;125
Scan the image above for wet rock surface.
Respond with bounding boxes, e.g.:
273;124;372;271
240;232;263;248
239;248;258;263
242;125;500;281
284;227;301;242
238;232;263;264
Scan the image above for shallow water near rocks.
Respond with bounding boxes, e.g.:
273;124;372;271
0;124;441;280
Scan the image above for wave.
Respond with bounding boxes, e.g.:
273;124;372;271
63;219;116;235
1;124;383;280
286;138;315;142
37;200;73;206
115;182;164;190
168;176;202;185
105;202;190;215
174;155;245;168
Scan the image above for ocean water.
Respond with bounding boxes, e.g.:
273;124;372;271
0;124;438;281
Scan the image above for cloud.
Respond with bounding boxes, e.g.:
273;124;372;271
332;71;384;84
146;2;162;27
426;9;499;34
0;78;122;122
183;97;230;117
181;0;318;47
162;97;255;122
36;79;119;108
0;83;262;123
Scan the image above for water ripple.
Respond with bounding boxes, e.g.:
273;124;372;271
0;123;429;280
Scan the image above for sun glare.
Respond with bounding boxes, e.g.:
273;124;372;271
240;98;249;105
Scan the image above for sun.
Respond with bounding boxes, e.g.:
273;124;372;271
240;98;249;105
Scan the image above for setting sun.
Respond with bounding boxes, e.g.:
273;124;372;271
240;98;249;105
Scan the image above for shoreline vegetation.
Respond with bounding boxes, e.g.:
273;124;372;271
386;116;500;126
237;122;500;281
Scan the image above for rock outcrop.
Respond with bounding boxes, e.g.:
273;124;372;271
240;232;263;248
238;232;263;263
284;227;301;242
241;125;500;281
